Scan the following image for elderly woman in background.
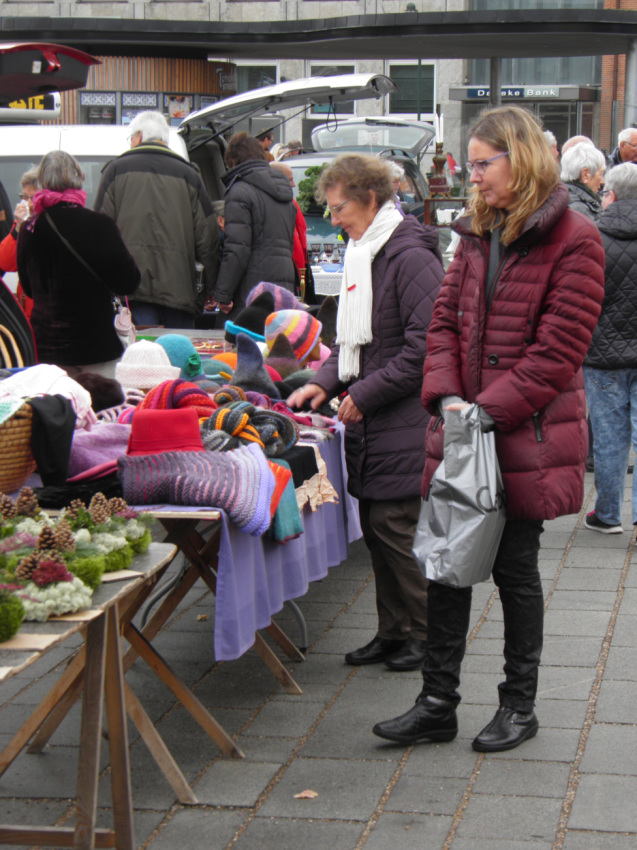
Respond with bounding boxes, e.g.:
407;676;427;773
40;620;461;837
374;107;605;753
560;141;606;220
288;154;444;673
17;150;140;378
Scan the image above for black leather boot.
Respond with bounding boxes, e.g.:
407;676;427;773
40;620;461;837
472;706;539;752
372;695;458;744
385;637;428;671
344;636;406;666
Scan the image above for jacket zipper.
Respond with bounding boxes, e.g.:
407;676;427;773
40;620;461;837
532;412;543;442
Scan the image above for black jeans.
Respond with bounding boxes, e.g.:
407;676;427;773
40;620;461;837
421;518;544;713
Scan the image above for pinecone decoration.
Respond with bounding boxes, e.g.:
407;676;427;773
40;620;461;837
37;526;56;552
88;493;111;525
108;497;129;516
65;499;87;520
15;486;39;518
0;494;17;519
53;518;76;553
15;552;39;581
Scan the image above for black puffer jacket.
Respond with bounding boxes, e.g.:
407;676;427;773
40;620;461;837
214;160;296;314
312;216;444;501
565;181;602;220
585;198;637;369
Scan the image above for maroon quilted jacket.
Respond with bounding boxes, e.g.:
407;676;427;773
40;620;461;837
421;183;605;520
312;216;444;501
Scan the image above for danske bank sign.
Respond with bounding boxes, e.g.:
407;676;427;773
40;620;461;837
467;87;560;99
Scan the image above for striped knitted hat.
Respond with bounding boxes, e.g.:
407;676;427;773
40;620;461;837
246;282;305;312
138;379;217;420
264;310;322;366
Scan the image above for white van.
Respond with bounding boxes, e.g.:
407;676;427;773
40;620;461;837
0;124;189;210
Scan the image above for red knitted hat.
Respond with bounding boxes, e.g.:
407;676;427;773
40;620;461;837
127;408;205;456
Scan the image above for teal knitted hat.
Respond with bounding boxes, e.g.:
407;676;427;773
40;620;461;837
156;334;204;380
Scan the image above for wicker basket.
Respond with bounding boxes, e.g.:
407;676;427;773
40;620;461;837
0;403;36;494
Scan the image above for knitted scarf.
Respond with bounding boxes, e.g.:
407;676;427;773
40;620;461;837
336;201;403;381
32;188;87;217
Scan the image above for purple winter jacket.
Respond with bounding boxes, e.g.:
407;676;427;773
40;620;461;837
312;215;444;501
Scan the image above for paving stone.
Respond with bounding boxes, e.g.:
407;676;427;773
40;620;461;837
234;735;299;765
258;758;397;820
287;652;354;685
594;679;637;723
303;579;367;604
403;740;480;778
472;759;570;797
234;816;364;849
452;840;552;850
193;759;281;806
548;590;618;611
96;808;168;846
456;794;563;842
554;569;620;592
486;726;580;763
608;614;637;646
1;745;89;799
363;812;453;849
573;530;630;549
331;612;378;630
541;636;601;668
604;645;637;681
565;549;627;569
385;774;466;815
563;830;637;849
535;698;589;729
147;807;246;850
541;531;574;550
579;724;637;775
244;695;328;738
544;609;610;638
568;774;637;831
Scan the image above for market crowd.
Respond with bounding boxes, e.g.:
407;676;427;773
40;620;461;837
0;105;635;756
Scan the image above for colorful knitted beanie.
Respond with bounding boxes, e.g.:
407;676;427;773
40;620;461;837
232;333;281;399
246;282;304;313
115;340;180;390
224;292;275;345
138;379;217;420
156;335;203;379
264;310;322;366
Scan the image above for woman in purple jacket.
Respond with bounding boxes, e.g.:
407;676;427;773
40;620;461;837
288;154;444;672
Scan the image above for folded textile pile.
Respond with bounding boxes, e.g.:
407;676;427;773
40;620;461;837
118;444;275;536
201;400;299;457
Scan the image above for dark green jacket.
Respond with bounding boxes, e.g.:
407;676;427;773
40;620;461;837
95;142;220;315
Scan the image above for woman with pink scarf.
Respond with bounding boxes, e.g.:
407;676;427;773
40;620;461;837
17;150;140;378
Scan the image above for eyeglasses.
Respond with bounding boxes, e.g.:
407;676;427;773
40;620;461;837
18;193;34;201
327;198;350;216
466;151;510;175
600;190;612;197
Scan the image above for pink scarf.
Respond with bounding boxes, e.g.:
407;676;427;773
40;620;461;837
32;188;86;217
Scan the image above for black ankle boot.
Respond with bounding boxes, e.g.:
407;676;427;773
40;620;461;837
344;636;406;666
372;695;458;744
472;706;538;753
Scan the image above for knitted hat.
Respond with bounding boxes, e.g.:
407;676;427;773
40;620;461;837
213;386;246;406
264;310;322;366
316;296;338;347
265;333;302;379
115;340;181;390
224;292;275;345
211;351;282;383
74;372;124;413
231;333;281;399
202;358;234;383
156;335;204;379
138;379;217;419
246;282;304;313
128;408;205;456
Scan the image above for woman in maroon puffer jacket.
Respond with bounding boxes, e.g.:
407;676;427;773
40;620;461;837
374;106;605;754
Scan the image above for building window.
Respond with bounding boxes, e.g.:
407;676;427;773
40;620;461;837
236;65;277;93
79;91;117;125
164;94;193;126
310;64;356;114
387;62;435;117
121;92;159;125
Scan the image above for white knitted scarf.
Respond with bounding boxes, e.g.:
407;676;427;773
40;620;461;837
336;201;403;381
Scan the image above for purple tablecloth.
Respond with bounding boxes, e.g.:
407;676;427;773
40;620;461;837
214;428;361;660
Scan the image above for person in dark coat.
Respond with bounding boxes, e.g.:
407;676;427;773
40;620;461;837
207;133;296;321
374;107;605;753
288;153;444;673
95;110;220;329
583;162;637;534
608;127;637;167
560;142;605;220
18;150;140;378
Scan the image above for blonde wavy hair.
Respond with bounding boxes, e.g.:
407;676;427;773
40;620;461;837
467;106;559;245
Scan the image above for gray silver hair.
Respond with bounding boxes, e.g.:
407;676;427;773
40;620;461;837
388;160;405;181
37;150;84;191
560;143;605;182
128;110;170;144
543;130;557;148
618;127;637;145
604;161;637;201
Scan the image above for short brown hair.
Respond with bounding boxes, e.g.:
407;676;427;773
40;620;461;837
37;150;85;191
315;154;393;208
225;132;268;167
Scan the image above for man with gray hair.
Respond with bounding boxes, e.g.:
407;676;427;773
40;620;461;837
95;110;220;328
583;162;637;533
608;127;637;167
560;142;606;220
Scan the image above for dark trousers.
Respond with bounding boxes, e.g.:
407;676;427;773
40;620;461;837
421;518;544;713
130;301;195;330
359;498;429;641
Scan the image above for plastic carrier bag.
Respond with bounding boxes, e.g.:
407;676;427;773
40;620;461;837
412;404;506;587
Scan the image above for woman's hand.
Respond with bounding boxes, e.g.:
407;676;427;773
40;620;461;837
287;383;328;411
444;402;471;412
338;395;363;424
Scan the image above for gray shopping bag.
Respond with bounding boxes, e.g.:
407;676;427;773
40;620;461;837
412;404;506;587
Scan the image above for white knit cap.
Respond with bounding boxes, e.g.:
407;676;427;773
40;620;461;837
115;340;181;390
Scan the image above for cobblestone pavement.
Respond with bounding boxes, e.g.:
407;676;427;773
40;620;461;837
1;470;636;849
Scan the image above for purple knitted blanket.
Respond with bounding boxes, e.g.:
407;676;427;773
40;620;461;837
118;443;275;536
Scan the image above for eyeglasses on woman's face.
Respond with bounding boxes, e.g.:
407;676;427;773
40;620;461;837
326;198;350;216
466;151;510;176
